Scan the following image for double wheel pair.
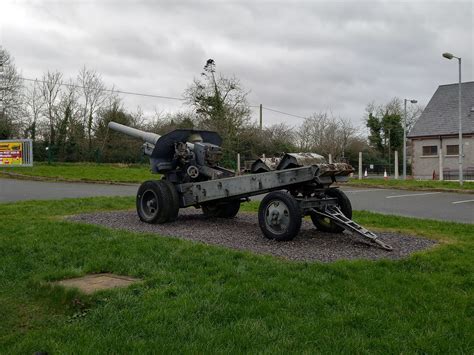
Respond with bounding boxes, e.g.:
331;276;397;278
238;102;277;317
137;180;241;223
136;180;180;223
258;188;352;241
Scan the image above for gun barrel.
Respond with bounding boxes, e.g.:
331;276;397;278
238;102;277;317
108;121;161;144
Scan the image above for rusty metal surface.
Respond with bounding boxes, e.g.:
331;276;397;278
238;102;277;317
260;156;281;169
250;156;281;173
285;153;326;166
318;163;354;176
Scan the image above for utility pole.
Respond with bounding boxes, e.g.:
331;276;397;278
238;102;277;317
259;104;263;130
458;57;463;185
403;100;407;179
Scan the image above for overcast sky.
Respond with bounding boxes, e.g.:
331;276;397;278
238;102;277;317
1;0;473;129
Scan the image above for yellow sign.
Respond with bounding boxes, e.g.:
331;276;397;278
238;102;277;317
0;142;23;165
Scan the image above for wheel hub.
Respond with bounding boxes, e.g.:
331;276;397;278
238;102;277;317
265;200;290;234
141;190;158;217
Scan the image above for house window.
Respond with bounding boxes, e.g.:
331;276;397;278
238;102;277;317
422;145;438;156
446;145;459;155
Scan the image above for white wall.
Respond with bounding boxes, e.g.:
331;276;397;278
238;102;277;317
411;136;474;179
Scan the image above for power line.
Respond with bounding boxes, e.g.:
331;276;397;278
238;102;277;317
20;77;186;101
19;76;310;120
262;106;308;120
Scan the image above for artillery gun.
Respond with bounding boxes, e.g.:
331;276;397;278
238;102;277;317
108;122;392;250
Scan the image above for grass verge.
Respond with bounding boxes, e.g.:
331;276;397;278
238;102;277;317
0;197;473;353
0;162;154;184
345;178;474;193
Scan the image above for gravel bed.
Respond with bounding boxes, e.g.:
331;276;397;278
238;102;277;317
69;209;437;262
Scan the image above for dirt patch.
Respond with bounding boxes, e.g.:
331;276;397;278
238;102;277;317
69;210;437;262
53;273;140;294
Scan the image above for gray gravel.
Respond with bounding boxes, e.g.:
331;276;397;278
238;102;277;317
69;209;437;262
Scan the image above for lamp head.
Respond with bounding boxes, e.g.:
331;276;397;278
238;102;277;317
442;52;454;60
410;99;418;104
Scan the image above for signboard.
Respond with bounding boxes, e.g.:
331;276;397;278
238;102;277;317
0;139;33;167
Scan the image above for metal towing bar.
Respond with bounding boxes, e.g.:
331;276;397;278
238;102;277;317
312;206;393;251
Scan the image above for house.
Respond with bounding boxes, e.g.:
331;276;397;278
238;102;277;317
407;81;474;180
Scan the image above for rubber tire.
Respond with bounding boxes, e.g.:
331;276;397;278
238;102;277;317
310;188;352;233
160;179;180;222
258;191;302;241
136;180;172;224
202;199;240;218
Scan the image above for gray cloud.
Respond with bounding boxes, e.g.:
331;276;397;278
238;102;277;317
1;0;472;128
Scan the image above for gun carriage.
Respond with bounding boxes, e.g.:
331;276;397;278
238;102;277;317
108;121;392;250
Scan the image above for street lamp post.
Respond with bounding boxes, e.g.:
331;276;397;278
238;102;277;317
403;98;417;180
442;52;463;186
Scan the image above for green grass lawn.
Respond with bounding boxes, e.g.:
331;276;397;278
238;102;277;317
0;162;154;183
347;178;474;192
1;198;473;353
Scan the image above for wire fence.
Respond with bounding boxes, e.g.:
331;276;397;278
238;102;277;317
361;163;410;177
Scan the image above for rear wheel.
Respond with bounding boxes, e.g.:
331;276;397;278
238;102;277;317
310;188;352;233
136;180;174;224
202;199;241;218
258;191;302;241
160;179;180;222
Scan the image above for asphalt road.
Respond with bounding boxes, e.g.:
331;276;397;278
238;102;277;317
0;178;138;202
1;178;473;224
340;186;473;224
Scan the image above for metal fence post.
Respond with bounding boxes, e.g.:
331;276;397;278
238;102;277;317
394;151;399;179
236;153;241;175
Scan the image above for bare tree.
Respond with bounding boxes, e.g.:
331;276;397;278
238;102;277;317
131;106;146;127
296;112;358;160
24;79;45;141
77;66;107;152
41;70;63;145
406;103;424;132
296;112;331;152
0;47;23;138
262;123;296;155
338;117;358;158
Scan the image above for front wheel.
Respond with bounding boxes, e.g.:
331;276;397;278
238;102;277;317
310;188;352;233
258;191;302;241
136;180;177;224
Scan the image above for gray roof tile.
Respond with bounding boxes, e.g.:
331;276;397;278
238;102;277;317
408;81;474;137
